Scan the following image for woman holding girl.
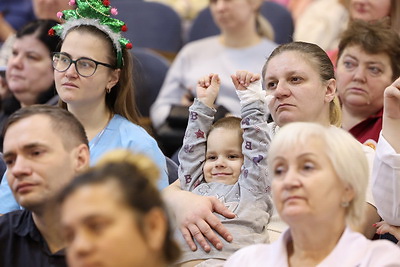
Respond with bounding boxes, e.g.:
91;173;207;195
163;41;382;255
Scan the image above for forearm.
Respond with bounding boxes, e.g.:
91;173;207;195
178;99;215;190
240;99;272;191
162;179;182;209
354;203;381;239
382;117;400;153
372;134;400;225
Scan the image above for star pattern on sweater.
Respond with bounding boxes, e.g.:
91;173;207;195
195;129;205;138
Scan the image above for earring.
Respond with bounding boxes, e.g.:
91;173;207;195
341;201;349;208
106;87;111;94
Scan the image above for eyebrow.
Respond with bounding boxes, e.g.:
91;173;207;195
80;214;111;224
343;54;385;65
272;152;317;161
3;142;47;158
265;70;306;80
59;51;72;58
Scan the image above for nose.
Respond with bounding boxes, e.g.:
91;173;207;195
352;66;366;83
215;0;227;11
10;156;32;179
69;230;94;257
64;62;79;78
8;53;24;69
282;167;301;189
273;81;291;99
215;157;227;168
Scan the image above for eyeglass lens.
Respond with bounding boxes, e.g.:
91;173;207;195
52;53;97;77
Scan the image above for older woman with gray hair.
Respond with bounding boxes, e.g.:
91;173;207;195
226;122;400;266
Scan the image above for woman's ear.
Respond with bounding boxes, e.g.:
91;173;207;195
143;208;167;252
107;68;121;90
342;183;355;205
324;78;337;103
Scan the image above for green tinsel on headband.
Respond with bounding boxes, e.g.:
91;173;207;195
50;0;132;68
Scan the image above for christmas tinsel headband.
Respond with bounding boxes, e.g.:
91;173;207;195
49;0;132;68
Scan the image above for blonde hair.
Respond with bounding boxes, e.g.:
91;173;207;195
330;95;342;127
256;14;274;41
268;122;368;228
95;149;160;186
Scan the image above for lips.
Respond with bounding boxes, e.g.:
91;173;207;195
276;103;295;111
62;82;78;88
212;173;232;177
347;87;367;94
8;74;24;81
75;261;100;267
283;195;305;203
14;182;36;193
354;6;367;13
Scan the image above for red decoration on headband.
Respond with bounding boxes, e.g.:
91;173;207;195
48;28;55;36
121;24;127;32
103;0;110;6
126;43;133;49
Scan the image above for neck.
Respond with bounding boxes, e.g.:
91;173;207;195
32;204;65;254
314;106;332;127
341;105;379;131
147;255;167;267
287;219;346;266
67;101;111;141
219;18;261;48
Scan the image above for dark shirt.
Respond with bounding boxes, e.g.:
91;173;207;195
0;153;5;183
0;209;67;267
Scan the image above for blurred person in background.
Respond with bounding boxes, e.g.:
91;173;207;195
60;150;180;267
0;19;61;151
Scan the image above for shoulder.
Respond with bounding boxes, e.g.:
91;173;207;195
0;209;29;224
227;230;290;265
109;115;161;149
260;38;278;50
174;37;221;59
110;115;147;134
360;142;375;164
226;243;274;265
0;210;30;238
331;227;400;263
181;36;220;51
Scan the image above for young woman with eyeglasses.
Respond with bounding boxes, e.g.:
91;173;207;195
52;3;169;189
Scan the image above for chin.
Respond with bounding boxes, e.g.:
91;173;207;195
280;207;309;219
277;117;298;127
345;99;370;108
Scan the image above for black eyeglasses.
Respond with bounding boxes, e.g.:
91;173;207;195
52;52;116;77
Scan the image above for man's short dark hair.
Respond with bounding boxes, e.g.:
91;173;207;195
3;105;88;149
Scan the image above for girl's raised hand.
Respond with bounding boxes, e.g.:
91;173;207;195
231;70;260;91
197;73;220;108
